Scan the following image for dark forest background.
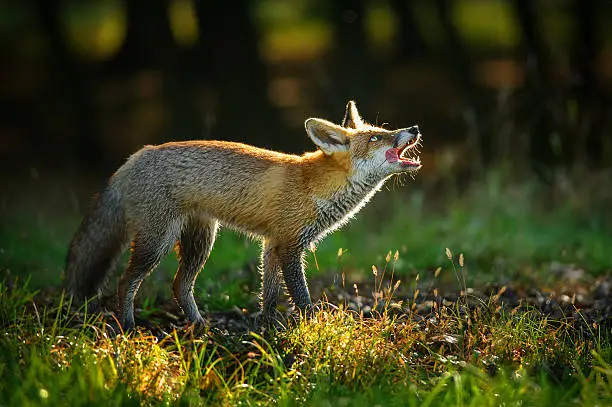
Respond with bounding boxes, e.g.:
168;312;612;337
1;0;611;181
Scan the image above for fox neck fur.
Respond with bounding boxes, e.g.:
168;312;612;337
298;150;389;247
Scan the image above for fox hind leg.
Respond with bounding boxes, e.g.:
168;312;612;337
118;225;178;330
261;241;284;317
173;217;218;325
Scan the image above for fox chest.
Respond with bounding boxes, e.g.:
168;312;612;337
299;176;386;247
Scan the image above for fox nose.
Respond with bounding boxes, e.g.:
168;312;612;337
397;126;420;145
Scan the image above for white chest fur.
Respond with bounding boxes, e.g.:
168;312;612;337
299;173;389;247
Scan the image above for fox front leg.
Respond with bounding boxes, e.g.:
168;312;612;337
261;241;284;316
277;245;312;311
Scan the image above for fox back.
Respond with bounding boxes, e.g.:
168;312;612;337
65;101;422;329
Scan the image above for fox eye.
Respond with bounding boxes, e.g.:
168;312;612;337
369;135;380;142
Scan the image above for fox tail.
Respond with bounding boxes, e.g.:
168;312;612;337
65;182;128;302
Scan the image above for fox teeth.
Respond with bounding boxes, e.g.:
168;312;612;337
399;146;419;162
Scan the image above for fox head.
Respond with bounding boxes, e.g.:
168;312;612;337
304;101;422;179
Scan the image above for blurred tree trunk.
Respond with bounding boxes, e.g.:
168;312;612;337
193;1;286;150
515;0;608;171
329;0;373;118
570;0;605;167
513;0;560;176
435;0;489;169
108;0;175;72
34;0;101;167
107;0;202;144
391;0;426;61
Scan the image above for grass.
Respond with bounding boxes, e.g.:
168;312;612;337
1;276;611;406
1;168;611;405
315;169;612;278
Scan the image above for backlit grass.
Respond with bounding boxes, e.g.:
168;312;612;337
1;168;611;405
1;278;611;406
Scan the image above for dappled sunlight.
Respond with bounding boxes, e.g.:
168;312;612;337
168;0;198;49
3;275;611;405
453;0;520;47
63;0;126;60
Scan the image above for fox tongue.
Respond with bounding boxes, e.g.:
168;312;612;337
385;148;400;163
386;146;420;165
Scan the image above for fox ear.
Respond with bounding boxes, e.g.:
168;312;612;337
341;100;364;129
305;118;350;155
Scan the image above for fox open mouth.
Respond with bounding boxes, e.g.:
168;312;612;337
397;140;421;167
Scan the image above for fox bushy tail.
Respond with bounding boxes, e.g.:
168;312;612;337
65;182;128;301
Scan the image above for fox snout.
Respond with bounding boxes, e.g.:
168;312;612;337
383;125;421;169
406;125;420;136
394;126;420;148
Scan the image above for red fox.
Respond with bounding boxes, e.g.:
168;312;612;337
65;101;422;330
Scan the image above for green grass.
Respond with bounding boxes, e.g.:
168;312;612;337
1;168;611;405
312;170;612;279
1;278;611;406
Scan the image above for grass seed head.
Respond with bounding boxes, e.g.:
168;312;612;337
394;280;401;291
445;247;453;260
